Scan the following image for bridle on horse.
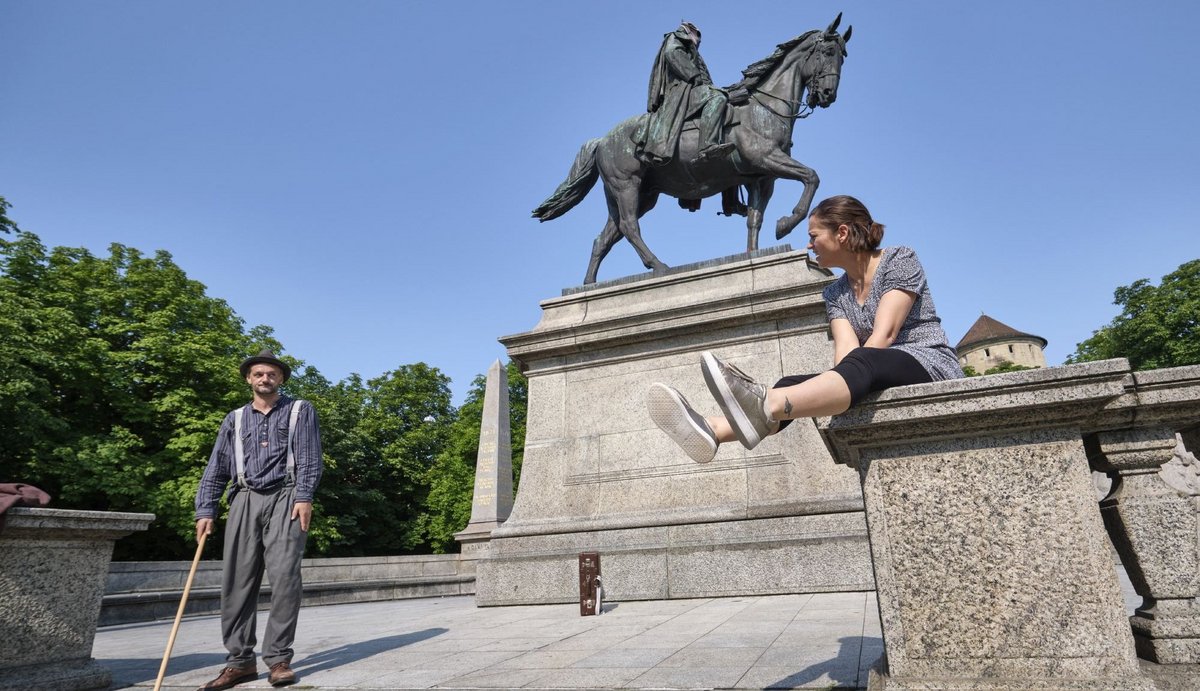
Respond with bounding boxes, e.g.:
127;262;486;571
750;35;841;122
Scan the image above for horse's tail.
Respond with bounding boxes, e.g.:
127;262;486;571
532;138;601;222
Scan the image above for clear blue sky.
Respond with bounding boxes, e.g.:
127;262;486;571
4;1;1198;403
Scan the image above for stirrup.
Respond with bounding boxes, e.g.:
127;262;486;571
693;142;735;163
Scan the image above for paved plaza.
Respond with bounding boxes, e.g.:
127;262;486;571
95;591;883;690
93;570;1175;691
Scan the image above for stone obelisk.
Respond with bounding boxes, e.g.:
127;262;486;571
454;360;514;558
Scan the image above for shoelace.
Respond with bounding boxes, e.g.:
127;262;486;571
722;361;761;390
721;360;777;429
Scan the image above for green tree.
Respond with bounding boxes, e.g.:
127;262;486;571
1;197;526;559
0;195;18;234
984;361;1035;376
420;361;527;553
288;364;456;556
0;231;255;559
1068;259;1200;370
961;361;1037;377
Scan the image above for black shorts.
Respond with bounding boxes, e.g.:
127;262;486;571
773;347;932;429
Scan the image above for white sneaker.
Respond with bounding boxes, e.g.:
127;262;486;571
646;383;718;463
701;352;779;449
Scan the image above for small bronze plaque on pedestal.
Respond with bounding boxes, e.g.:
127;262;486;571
578;552;600;616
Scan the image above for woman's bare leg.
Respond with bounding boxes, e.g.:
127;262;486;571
698;363;853;449
705;371;849;441
764;371;853;420
705;416;738;444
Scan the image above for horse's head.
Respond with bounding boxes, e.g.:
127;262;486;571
803;13;852;109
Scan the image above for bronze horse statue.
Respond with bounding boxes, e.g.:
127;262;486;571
533;15;851;284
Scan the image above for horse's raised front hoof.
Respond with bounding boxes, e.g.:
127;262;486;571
775;217;794;240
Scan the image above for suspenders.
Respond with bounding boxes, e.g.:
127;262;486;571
232;400;305;490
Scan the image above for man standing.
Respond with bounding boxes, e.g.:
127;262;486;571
635;21;735;166
194;349;323;690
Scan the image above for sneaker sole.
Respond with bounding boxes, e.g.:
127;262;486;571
646;384;717;463
701;352;765;449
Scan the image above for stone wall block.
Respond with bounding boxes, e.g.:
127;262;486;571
860;430;1138;680
1;508;152;691
820;361;1169;689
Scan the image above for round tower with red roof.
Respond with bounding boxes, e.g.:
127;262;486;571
956;314;1048;373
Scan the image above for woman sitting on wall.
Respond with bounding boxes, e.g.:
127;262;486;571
648;194;964;462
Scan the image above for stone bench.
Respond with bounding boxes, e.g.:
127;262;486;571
101;554;475;626
818;359;1200;690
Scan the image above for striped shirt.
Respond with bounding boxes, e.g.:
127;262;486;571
194;395;324;519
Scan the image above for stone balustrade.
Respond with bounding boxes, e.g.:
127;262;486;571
818;359;1200;690
102;553;476;626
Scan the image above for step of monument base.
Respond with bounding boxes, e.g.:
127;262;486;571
475;512;872;606
101;574;475;626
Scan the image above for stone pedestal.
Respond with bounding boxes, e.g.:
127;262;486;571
0;507;154;691
821;361;1156;690
476;248;873;606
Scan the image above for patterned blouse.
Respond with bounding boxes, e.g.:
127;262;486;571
822;246;963;381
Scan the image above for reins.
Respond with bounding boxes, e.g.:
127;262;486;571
752;90;813;121
748;38;839;122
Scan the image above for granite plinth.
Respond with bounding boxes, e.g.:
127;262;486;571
1132;599;1200;664
481;248;874;604
0;507;153;691
821;362;1160;689
476;511;872;605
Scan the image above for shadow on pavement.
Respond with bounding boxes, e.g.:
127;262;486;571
768;636;882;689
102;651;227;688
292;628;448;676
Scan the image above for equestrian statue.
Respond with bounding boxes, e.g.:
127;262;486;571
533;14;852;285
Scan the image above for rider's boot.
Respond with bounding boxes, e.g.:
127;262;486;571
692;93;735;163
694;142;735;163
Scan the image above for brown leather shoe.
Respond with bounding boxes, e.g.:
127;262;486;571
196;665;257;690
268;661;297;687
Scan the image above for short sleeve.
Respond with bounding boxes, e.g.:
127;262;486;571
878;247;926;296
823;279;849;321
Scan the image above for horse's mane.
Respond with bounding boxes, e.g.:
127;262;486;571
722;29;822;93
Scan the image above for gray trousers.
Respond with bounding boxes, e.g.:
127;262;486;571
220;483;307;667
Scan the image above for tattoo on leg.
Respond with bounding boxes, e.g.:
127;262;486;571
783;395;793;417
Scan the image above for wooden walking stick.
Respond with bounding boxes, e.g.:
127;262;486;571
153;531;208;691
